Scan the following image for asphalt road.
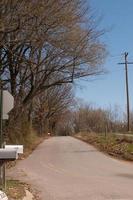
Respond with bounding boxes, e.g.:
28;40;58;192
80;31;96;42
8;136;133;200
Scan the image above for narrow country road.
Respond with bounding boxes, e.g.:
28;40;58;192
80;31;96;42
7;136;133;200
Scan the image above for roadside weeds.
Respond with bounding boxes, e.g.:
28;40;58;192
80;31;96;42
74;132;133;161
2;180;40;200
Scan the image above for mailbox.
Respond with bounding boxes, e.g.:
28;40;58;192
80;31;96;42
0;149;18;161
5;145;23;154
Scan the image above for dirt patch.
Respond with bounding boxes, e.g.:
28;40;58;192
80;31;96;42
2;180;41;200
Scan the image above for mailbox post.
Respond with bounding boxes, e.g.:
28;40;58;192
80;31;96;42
0;146;23;191
0;149;18;192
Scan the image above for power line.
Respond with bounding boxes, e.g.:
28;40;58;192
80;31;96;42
118;52;133;132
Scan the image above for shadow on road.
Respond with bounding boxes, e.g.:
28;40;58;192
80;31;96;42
116;173;133;180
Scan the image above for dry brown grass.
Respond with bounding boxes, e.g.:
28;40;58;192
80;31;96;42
3;180;26;199
75;132;133;161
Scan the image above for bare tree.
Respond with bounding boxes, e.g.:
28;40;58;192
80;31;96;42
33;84;74;134
1;0;106;107
73;103;125;133
0;0;107;142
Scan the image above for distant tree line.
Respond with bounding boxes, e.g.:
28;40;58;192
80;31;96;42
67;102;133;135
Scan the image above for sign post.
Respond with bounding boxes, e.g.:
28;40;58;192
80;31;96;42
0;87;3;148
0;85;3;188
0;89;14;190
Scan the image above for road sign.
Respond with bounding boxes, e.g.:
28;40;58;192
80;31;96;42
3;91;14;120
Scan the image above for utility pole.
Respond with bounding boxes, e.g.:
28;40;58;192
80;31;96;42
118;52;133;132
0;81;3;187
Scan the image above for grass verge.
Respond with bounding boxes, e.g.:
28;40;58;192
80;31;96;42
74;132;133;161
2;180;26;199
3;179;40;200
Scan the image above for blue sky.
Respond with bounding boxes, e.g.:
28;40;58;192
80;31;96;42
76;0;133;112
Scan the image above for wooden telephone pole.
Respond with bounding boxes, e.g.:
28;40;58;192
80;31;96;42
118;52;133;132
